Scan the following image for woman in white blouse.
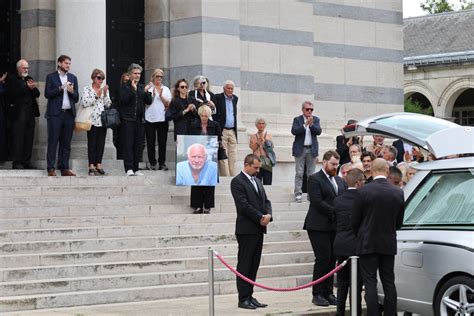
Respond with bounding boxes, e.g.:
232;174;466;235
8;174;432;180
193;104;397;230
145;68;172;170
81;69;111;175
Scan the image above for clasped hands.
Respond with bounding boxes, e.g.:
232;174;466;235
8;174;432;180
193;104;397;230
260;214;271;226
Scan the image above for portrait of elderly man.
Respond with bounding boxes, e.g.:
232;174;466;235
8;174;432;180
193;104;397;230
176;143;218;186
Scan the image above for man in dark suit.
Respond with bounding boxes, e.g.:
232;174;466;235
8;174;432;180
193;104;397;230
352;158;405;316
7;59;40;169
333;168;365;316
231;153;272;309
44;55;79;176
214;80;238;176
291;100;322;203
304;150;346;306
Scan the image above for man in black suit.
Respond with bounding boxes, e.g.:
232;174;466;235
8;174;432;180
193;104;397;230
7;59;40;169
304;150;346;306
231;153;272;309
333;168;365;316
214;80;238;176
352;158;405;316
44;55;79;176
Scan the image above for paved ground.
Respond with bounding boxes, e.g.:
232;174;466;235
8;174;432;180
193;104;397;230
4;290;351;316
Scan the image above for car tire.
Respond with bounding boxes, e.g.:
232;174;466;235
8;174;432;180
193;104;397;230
403;312;412;316
434;275;474;316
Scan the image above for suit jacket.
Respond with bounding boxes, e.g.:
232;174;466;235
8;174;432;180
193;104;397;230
392;139;404;163
291;115;322;158
231;172;272;235
352;178;405;255
214;92;238;141
333;189;358;256
7;75;40;119
304;170;346;232
44;71;79;118
188;119;222;140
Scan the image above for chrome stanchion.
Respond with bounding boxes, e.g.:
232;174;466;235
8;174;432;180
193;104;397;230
208;247;215;316
350;256;359;316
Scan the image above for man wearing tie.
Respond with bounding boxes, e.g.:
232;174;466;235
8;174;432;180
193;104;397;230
304;150;346;306
230;153;273;309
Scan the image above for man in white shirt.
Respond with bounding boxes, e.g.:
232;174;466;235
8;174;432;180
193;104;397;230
144;69;171;170
291;101;322;202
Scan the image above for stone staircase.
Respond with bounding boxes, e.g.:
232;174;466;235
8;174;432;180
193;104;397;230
0;171;313;312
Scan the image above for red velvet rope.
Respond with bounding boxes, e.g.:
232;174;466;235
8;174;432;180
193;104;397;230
213;250;348;292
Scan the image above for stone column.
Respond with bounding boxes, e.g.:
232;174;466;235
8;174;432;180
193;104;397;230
55;0;116;170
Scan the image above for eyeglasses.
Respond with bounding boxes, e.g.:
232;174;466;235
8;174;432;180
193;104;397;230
96;76;104;80
179;85;188;89
304;108;314;111
155;75;163;78
199;81;206;85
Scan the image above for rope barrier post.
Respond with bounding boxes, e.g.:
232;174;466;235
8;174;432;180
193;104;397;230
208;247;215;316
350;256;359;316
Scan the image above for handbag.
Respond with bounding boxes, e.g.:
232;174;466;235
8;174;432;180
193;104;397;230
217;146;228;160
74;99;93;132
101;108;121;129
259;156;273;172
263;140;276;166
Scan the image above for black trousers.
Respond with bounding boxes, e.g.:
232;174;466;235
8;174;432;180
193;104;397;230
120;120;144;172
256;168;272;185
359;254;397;316
336;256;363;316
236;233;263;302
46;110;74;171
10;109;35;166
307;230;336;296
87;125;107;165
145;120;168;166
190;185;215;209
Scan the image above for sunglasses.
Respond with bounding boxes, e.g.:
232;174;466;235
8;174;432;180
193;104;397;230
179;85;188;89
304;108;314;111
96;76;104;80
155;75;163;78
199;81;206;85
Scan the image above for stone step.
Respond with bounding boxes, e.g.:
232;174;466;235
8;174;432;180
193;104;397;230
0;240;312;268
0;210;306;230
0;221;304;243
0;201;308;218
0;230;308;255
0;274;313;312
0;261;313;297
1;251;313;282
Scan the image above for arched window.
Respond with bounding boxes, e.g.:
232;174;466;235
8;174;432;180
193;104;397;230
452;89;474;126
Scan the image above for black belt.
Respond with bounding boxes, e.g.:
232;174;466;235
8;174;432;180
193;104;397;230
224;127;234;130
304;145;312;148
61;109;72;112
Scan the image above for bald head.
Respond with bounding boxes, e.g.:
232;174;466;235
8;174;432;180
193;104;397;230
371;158;389;177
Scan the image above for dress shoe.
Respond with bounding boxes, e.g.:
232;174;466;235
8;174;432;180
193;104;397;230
238;299;257;310
325;293;337;305
250;297;267;308
96;168;105;175
159;164;169;171
150;164;157;171
61;169;76;176
47;168;56;177
12;163;24;170
203;208;211;214
312;294;330;306
193;208;203;214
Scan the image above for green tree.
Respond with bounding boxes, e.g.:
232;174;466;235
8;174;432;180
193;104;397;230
404;98;434;116
420;0;474;14
420;0;454;14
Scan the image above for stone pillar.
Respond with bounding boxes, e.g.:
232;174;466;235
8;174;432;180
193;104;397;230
20;0;57;167
55;0;116;170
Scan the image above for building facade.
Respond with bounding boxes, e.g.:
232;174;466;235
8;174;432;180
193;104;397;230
404;9;474;126
2;0;404;168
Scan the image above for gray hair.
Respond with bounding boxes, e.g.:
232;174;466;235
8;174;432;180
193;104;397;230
301;100;313;109
223;80;235;88
127;63;143;74
198;105;212;117
187;143;207;156
192;75;207;89
16;59;28;69
254;117;267;127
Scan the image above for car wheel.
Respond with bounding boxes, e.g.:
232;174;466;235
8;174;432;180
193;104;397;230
434;276;474;316
403;312;412;316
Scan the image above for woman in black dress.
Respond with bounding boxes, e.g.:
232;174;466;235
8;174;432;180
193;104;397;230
168;78;198;141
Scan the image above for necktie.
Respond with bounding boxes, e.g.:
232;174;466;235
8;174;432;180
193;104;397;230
330;176;338;194
251;176;259;192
